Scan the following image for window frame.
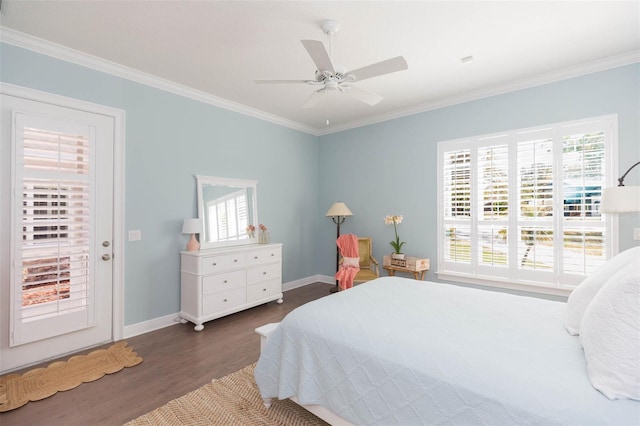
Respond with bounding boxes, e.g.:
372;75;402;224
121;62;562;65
436;115;619;296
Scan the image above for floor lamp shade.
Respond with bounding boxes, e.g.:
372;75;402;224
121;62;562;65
182;218;202;252
601;186;640;213
325;202;353;218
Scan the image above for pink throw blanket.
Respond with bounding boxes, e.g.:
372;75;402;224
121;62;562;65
335;234;360;290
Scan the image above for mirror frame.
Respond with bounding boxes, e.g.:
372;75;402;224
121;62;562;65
196;175;258;249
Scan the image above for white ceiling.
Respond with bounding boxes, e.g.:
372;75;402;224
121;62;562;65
1;1;638;135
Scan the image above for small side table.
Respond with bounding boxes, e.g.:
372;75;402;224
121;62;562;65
383;256;430;280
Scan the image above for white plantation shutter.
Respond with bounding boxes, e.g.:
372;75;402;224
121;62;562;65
13;114;95;345
206;189;249;242
477;142;509;268
437;116;615;291
516;135;555;278
442;148;472;267
561;130;607;276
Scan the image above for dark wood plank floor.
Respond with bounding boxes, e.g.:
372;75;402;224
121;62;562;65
2;282;334;426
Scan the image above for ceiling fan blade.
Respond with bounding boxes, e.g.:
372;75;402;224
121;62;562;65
301;40;335;74
302;90;325;109
346;84;383;106
347;56;408;82
255;79;309;84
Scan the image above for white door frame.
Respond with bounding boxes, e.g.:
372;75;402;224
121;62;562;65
1;82;125;370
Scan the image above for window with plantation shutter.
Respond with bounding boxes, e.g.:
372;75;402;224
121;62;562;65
437;116;617;293
13;113;96;346
206;189;249;242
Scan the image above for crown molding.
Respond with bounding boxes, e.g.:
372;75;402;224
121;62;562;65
2;26;637;138
318;50;640;136
0;26;320;136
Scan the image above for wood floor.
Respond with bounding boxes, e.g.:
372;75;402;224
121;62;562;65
2;282;335;426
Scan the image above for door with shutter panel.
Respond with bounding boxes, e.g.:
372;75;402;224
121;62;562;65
1;93;114;372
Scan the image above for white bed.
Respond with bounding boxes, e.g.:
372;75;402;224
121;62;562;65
254;277;640;425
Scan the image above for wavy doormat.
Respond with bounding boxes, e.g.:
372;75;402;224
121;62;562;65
126;363;328;426
0;341;142;412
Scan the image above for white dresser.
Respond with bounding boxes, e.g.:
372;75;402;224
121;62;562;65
180;243;283;331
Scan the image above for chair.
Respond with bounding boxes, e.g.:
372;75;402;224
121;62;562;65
353;237;379;284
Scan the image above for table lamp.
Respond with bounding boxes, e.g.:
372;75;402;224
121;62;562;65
182;218;202;252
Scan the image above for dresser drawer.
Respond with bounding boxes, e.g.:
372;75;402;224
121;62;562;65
202;270;246;295
201;253;246;274
246;247;282;266
247;262;281;285
247;278;282;303
203;287;245;314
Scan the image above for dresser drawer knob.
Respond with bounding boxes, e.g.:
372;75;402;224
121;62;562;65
223;299;228;302
234;259;238;262
212;262;217;266
263;288;267;292
254;256;258;259
263;271;267;275
224;280;228;283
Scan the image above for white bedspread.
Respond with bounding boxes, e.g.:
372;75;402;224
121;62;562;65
255;277;640;425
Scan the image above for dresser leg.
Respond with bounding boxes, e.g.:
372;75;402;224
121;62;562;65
194;324;204;331
277;298;283;304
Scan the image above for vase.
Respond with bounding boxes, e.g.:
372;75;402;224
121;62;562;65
258;231;270;244
391;253;405;260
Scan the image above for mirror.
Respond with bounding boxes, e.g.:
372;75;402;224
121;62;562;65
196;175;258;249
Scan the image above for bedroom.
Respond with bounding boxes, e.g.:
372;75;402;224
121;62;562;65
1;0;639;424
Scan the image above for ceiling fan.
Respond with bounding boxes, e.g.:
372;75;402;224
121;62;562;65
255;19;408;109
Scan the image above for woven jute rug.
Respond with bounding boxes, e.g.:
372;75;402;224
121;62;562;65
125;363;329;426
0;341;142;412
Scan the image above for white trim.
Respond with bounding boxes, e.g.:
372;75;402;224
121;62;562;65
436;271;571;298
282;274;334;291
123;313;181;339
2;26;637;137
123;277;328;337
0;27;318;136
0;82;126;344
316;51;640;136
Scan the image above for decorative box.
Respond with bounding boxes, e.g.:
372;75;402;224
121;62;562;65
383;256;430;271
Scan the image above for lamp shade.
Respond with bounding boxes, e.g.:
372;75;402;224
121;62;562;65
181;218;202;234
601;186;640;213
325;202;353;217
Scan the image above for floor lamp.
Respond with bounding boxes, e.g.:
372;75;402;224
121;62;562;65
326;202;353;293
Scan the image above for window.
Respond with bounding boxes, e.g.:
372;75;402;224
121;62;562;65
437;116;617;292
206;189;249;242
18;126;91;313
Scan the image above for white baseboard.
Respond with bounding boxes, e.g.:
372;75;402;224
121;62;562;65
123;276;331;338
283;274;334;291
123;312;181;339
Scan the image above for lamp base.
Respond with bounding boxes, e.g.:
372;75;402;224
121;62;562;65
186;234;200;252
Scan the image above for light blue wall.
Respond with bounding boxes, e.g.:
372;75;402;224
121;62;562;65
2;42;638;324
318;64;640;282
1;43;320;325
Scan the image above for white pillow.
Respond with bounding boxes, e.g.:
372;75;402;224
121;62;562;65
580;258;640;400
564;246;640;335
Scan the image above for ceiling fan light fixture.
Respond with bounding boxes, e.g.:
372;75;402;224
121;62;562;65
325;80;339;90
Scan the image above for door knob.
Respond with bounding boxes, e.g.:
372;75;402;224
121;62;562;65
102;254;111;261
